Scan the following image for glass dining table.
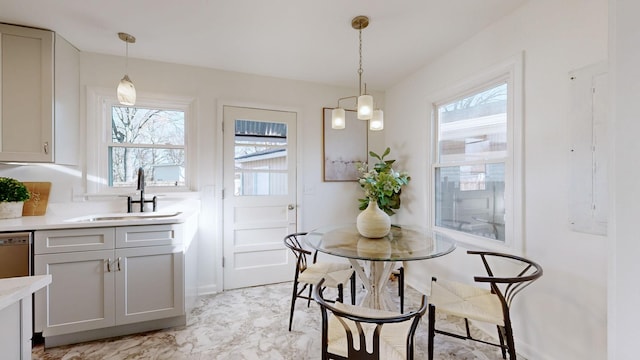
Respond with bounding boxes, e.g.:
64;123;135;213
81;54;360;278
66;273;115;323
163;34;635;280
305;223;456;311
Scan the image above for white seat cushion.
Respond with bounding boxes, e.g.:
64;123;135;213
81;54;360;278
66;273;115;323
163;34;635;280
430;279;504;326
298;262;353;288
327;302;414;360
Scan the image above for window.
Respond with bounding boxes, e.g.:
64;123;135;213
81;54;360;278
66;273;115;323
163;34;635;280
110;106;185;187
86;88;194;194
432;55;523;249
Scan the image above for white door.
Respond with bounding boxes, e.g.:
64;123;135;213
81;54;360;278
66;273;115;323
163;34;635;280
223;106;297;290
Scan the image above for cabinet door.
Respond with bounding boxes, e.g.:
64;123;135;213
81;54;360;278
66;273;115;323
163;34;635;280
115;245;184;325
0;24;54;162
34;250;115;336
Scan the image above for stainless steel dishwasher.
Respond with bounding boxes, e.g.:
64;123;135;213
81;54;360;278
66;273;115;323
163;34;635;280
0;231;32;278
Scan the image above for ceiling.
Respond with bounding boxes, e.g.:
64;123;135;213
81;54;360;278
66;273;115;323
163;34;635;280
0;0;527;91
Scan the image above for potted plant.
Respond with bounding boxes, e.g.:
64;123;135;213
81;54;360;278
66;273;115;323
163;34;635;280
0;177;31;219
355;148;410;238
356;147;411;216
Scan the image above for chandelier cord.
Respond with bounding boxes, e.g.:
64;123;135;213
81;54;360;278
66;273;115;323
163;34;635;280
358;25;363;96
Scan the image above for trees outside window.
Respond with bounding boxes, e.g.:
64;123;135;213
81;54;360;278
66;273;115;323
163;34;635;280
110;106;185;187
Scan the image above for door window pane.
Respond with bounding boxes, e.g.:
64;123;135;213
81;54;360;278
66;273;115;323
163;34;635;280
234;120;288;196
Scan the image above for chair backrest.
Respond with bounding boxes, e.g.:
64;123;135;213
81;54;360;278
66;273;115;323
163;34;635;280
283;232;311;273
468;250;543;309
313;278;427;360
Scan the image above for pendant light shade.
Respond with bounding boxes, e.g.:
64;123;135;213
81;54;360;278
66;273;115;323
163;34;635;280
117;75;136;106
370;109;384;131
117;32;136;106
331;108;346;129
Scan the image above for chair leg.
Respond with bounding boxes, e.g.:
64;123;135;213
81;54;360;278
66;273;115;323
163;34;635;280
497;325;507;359
398;267;404;313
350;272;356;305
428;303;436;360
288;281;298;331
504;321;517;360
337;283;344;303
307;284;313;307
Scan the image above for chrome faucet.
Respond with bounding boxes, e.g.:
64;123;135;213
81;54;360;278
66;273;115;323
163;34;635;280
127;167;157;212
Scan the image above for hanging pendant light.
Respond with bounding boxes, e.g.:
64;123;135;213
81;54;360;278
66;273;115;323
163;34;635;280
330;15;384;130
117;32;136;106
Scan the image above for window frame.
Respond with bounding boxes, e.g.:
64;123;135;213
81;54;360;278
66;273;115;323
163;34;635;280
86;87;196;195
430;53;524;251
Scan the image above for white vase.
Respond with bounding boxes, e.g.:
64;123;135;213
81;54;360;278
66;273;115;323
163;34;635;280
356;198;391;238
0;201;24;219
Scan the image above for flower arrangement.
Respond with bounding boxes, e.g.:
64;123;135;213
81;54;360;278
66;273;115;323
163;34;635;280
357;147;410;216
0;177;30;202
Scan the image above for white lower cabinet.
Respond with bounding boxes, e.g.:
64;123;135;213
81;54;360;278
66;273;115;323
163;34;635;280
34;225;184;342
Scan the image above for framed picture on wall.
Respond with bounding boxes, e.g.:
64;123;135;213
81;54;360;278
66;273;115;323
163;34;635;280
323;107;368;181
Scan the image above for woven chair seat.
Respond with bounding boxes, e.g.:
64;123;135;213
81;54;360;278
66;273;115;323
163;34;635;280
298;263;354;288
430;278;504;326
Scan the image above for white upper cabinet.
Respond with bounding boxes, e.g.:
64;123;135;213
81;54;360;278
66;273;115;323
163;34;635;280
0;23;79;164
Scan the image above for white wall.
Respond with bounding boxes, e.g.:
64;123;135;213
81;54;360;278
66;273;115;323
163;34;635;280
386;0;608;359
610;0;640;358
0;51;384;294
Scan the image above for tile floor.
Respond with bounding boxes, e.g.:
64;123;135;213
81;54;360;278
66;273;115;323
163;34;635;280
32;281;520;359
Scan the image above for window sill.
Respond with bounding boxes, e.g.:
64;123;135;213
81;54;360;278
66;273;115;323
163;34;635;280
434;226;521;255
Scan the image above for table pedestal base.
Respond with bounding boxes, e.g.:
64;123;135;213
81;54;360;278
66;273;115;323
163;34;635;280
349;259;398;311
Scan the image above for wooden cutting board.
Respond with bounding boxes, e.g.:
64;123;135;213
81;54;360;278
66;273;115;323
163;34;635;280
22;182;51;216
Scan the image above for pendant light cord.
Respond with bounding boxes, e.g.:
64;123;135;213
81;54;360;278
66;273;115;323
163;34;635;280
125;40;129;75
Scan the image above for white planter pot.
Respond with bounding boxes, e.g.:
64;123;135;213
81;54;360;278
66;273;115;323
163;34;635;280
0;201;24;219
356;198;391;238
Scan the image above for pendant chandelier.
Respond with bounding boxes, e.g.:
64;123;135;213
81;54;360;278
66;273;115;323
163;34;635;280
331;16;383;131
116;32;136;106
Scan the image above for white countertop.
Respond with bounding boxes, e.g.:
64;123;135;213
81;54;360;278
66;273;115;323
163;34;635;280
0;207;198;232
0;275;51;311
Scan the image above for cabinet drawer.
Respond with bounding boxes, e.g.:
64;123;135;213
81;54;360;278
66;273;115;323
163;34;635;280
35;228;115;254
116;224;182;248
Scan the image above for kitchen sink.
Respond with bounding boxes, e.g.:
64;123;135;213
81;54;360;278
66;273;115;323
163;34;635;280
65;211;182;223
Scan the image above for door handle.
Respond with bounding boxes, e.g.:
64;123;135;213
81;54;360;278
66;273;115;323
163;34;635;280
106;258;112;272
288;204;295;210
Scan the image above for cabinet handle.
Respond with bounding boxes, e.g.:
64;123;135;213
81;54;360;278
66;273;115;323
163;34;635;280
44;142;49;155
106;258;112;272
117;257;122;271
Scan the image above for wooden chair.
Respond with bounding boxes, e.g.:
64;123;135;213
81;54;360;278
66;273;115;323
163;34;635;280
427;250;543;360
313;277;427;360
284;232;357;331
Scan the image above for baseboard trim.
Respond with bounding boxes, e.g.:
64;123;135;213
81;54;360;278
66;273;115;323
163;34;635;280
43;316;186;348
197;284;219;296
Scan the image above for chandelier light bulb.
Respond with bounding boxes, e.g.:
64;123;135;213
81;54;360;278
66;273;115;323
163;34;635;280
357;94;373;120
370;109;384;131
331;108;346;129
